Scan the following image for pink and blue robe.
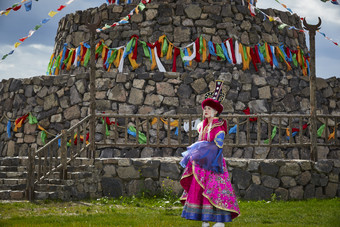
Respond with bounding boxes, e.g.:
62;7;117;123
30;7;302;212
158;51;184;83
180;118;240;222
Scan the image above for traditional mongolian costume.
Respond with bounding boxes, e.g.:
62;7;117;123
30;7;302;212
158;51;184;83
180;81;240;224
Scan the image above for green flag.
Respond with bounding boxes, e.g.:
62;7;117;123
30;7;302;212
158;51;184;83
28;113;38;125
317;124;325;137
264;126;277;144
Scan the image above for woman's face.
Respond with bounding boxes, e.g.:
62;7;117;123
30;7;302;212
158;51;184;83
204;106;217;118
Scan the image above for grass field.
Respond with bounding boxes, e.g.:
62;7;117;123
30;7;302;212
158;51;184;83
0;196;339;226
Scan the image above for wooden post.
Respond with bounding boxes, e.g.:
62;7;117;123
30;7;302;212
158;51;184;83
303;17;322;162
86;14;101;159
25;148;35;201
60;130;68;180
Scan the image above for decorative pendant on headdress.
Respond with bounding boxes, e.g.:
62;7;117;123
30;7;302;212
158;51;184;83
205;80;225;103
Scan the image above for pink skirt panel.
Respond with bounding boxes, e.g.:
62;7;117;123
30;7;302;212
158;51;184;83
180;160;240;220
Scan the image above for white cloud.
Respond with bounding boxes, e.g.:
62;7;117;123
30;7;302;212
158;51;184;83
291;0;340;26
257;0;340;25
0;44;54;80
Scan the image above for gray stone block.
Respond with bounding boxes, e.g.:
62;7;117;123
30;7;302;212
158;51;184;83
117;166;139;179
275;187;288;201
101;178;123;198
289;186;304;200
314;160;333;174
232;168;251;190
259;162;279;177
295;171;311;186
160;162;181;180
126;180;145;196
262;176;280;189
279;163;301;177
281;176;297;188
304;184;315;199
141;167;159;179
244;184;273;200
325;183;338;198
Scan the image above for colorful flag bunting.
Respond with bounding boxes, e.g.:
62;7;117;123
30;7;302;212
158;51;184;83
0;0;76;62
47;35;310;76
96;0;151;32
0;0;32;16
271;0;340;48
127;126;147;144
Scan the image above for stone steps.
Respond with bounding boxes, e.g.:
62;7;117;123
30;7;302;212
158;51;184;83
0;156;96;200
0;157;28;166
3;171;27;178
0;190;25;200
0;166;26;172
0;183;26;190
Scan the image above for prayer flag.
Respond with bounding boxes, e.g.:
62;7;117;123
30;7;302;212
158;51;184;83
7;120;11;138
48;10;58;17
14;42;21;48
42;18;50;24
24;1;32;11
57;5;66;11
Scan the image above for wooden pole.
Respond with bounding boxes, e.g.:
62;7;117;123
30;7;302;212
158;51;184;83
25;147;35;201
60;130;68;180
86;14;101;158
303;17;322;162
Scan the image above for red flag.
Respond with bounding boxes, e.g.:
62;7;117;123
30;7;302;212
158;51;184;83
13;5;22;11
57;5;66;11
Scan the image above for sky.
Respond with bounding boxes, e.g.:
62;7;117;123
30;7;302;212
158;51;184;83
0;0;339;80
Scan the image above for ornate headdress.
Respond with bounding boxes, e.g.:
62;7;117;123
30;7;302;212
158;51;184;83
201;80;225;114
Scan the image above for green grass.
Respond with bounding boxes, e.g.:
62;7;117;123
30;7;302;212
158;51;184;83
0;196;339;226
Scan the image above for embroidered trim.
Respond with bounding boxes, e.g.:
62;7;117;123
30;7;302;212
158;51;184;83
200;119;224;141
214;131;225;148
191;162;240;216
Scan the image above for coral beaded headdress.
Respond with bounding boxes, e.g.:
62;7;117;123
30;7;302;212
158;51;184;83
201;80;225;114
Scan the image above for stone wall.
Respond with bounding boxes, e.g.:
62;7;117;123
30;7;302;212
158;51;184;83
52;0;308;76
17;157;340;200
1;157;339;200
0;71;339;159
0;0;339;158
98;158;340;200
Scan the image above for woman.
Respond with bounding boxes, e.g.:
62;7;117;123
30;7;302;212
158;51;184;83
180;81;240;227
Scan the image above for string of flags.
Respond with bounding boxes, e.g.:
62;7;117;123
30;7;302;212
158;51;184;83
0;0;37;16
2;110;338;147
47;34;310;76
4;112;54;145
320;0;340;5
106;0;134;4
96;0;150;32
0;0;75;63
271;0;340;48
249;1;305;33
228;107;338;142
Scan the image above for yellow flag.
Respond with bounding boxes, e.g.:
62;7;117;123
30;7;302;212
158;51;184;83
128;52;140;70
161;118;179;127
187;47;192;66
150;48;157;70
151;118;158;125
4;10;11;16
14;42;22;48
328;128;335;141
38;124;46;131
48;11;58;17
